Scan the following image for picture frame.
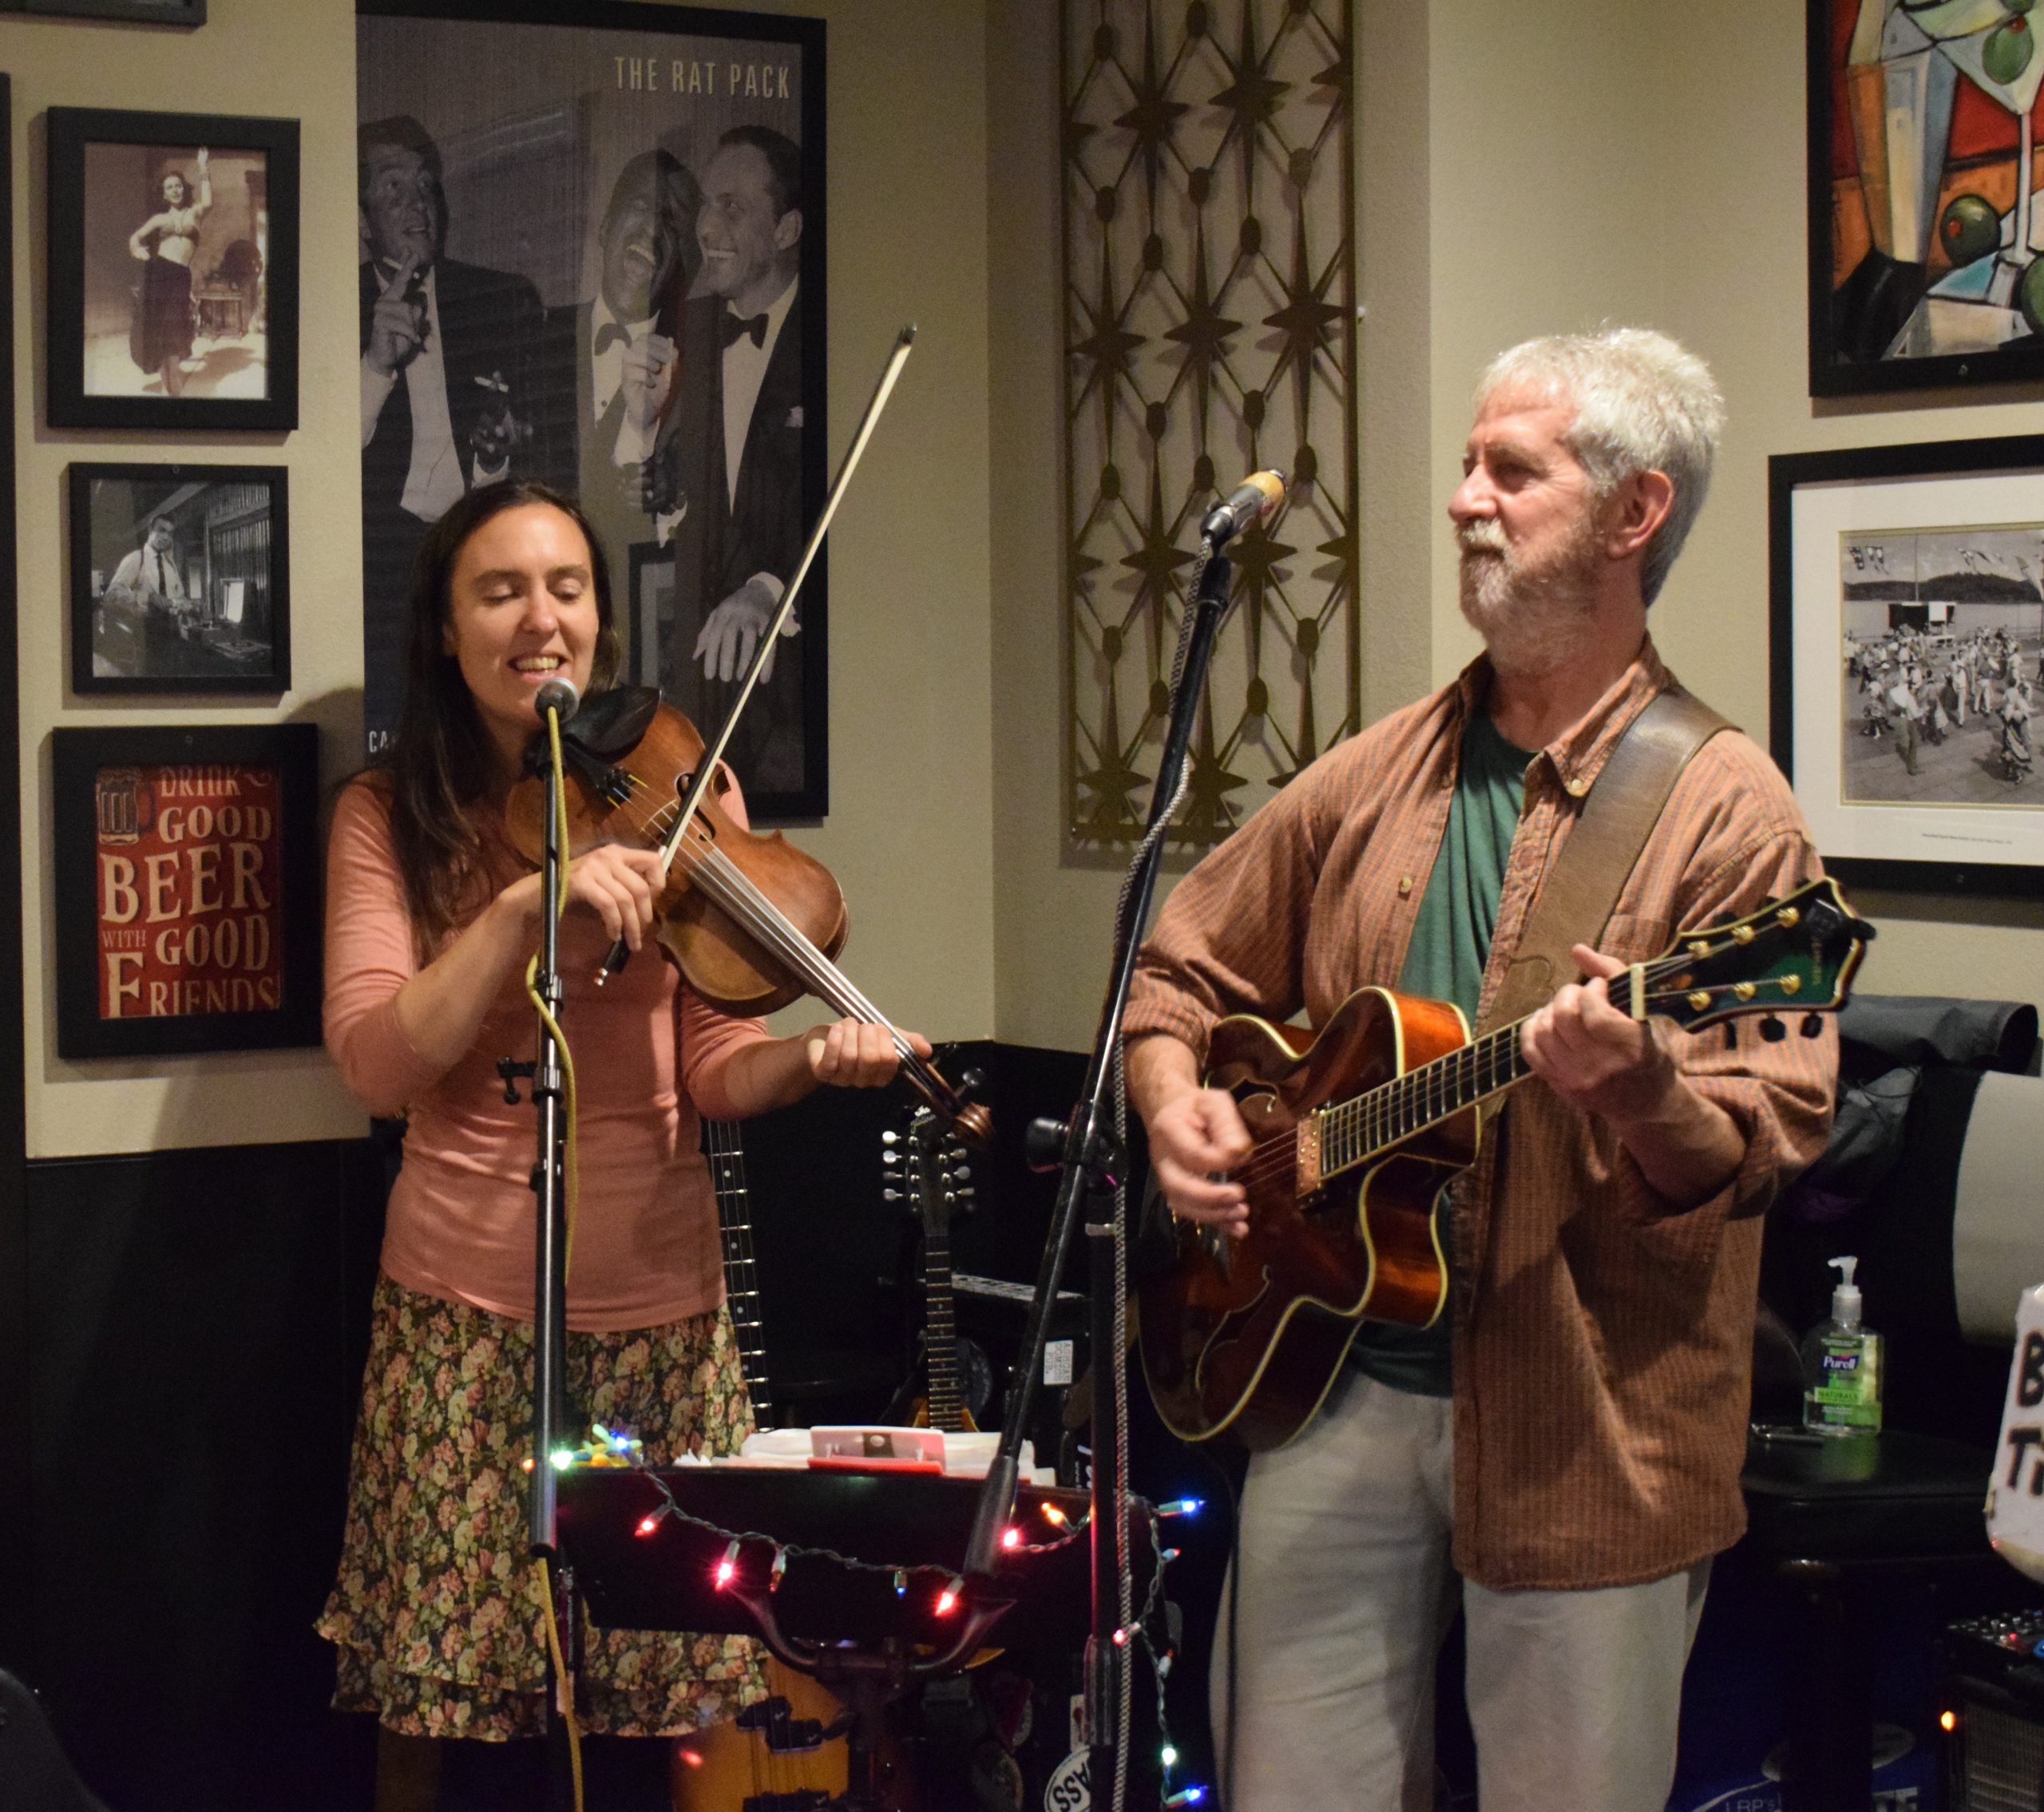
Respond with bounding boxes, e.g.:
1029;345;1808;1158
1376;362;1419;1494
4;0;203;22
356;0;828;820
51;723;320;1058
1806;0;2044;397
68;463;289;696
1769;433;2044;897
46;106;297;431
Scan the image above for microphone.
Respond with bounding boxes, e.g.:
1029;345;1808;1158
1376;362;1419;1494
534;676;580;724
1200;469;1285;548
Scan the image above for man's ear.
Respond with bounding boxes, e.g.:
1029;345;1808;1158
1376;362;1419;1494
1604;469;1674;560
773;207;802;255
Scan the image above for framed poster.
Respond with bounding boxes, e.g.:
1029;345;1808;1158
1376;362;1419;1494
1770;434;2044;896
51;723;321;1056
4;0;203;20
1808;0;2044;396
357;0;828;821
68;463;289;695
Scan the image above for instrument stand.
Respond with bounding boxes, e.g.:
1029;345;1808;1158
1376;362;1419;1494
964;546;1238;1803
506;724;576;1806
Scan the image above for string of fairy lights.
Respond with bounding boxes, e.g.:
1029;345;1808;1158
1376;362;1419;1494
543;1425;1212;1802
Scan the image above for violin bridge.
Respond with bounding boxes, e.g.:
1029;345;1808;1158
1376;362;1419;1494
1296;1113;1322;1197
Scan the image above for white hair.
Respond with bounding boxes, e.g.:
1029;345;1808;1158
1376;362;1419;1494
1475;327;1725;606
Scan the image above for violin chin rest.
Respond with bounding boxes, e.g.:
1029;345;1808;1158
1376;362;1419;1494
566;686;661;758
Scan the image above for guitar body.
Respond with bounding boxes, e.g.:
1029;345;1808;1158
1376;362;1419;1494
671;1664;910;1811
1136;878;1876;1456
1138;987;1473;1451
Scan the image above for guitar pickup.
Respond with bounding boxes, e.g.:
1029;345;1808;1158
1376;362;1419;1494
1296;1114;1322;1197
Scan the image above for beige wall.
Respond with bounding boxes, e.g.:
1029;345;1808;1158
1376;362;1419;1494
1414;0;2044;1007
987;0;2044;1052
12;0;996;1158
15;0;2044;1153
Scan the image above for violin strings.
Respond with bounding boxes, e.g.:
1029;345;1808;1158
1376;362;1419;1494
608;773;936;1086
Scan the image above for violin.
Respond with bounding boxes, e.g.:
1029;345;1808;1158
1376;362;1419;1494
505;687;990;1146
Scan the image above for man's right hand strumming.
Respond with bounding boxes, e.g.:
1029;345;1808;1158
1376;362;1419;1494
1128;1033;1252;1236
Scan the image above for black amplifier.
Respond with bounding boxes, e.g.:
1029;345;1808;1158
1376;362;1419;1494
1941;1611;2044;1809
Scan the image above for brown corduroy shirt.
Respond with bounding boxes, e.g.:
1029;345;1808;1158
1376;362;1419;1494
1125;640;1839;1589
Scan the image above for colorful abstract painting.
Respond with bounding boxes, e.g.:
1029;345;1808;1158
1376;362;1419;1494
1812;0;2044;392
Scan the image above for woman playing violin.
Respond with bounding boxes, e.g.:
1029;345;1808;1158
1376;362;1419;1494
318;480;925;1810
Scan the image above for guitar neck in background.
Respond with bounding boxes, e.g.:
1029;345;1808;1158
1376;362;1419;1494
703;1118;774;1426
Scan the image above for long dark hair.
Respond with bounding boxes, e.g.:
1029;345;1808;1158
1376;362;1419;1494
377;481;619;950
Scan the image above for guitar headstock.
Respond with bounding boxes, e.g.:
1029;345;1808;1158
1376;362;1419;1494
1640;876;1874;1035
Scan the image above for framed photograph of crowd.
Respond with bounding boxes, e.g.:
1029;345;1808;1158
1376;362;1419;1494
68;463;289;695
356;0;829;821
45;106;297;432
51;722;321;1058
1807;0;2044;397
1771;434;2044;895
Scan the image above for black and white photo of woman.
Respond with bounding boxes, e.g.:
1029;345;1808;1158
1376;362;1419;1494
126;148;209;396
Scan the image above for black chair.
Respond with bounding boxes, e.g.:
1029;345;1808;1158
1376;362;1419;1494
0;1672;111;1812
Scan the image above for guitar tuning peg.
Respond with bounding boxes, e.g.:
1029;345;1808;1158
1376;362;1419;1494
1760;1015;1787;1042
949;1164;973;1184
1800;1013;1824;1039
883;1188;903;1204
881;1130;901;1146
883;1149;901;1167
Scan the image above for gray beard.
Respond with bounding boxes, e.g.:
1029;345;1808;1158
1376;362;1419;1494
1457;522;1603;678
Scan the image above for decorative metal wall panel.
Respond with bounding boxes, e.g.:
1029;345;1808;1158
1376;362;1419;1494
1062;0;1357;847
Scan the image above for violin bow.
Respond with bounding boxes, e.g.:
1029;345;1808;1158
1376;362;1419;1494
596;324;916;975
666;323;914;871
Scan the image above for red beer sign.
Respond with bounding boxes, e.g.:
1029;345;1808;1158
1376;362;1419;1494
93;762;283;1020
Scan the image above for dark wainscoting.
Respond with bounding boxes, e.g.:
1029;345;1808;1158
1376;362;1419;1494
20;1135;388;1812
7;1042;1174;1810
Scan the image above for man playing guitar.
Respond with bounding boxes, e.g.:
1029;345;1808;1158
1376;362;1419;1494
1126;330;1840;1811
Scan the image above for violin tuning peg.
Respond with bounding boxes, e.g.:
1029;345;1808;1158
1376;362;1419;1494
961;1069;986;1094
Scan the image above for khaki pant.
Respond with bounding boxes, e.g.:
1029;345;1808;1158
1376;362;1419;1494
1212;1371;1709;1811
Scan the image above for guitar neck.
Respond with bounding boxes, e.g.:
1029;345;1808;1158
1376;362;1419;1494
921;1217;965;1434
1317;1015;1533;1181
703;1118;774;1425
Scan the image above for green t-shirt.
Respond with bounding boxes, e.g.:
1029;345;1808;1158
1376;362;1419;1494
1348;710;1534;1397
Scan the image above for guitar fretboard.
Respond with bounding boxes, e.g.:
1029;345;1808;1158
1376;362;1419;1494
704;1118;774;1425
910;1126;966;1434
1315;1017;1532;1180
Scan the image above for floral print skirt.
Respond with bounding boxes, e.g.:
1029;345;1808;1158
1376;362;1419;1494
318;1272;766;1739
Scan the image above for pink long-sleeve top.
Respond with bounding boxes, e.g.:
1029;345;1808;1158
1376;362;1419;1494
323;777;771;1331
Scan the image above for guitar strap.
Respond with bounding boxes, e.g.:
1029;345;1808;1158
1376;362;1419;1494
1478;683;1731;1038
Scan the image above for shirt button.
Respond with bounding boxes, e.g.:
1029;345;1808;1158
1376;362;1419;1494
1565;775;1590;798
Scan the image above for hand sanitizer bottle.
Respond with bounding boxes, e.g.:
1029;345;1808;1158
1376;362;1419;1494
1801;1256;1883;1438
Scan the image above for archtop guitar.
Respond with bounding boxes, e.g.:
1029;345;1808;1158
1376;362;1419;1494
1137;877;1873;1452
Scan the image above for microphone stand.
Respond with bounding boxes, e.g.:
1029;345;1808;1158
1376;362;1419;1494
506;707;574;1802
961;542;1238;1802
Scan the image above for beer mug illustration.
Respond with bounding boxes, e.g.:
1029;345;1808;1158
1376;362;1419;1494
95;768;155;846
